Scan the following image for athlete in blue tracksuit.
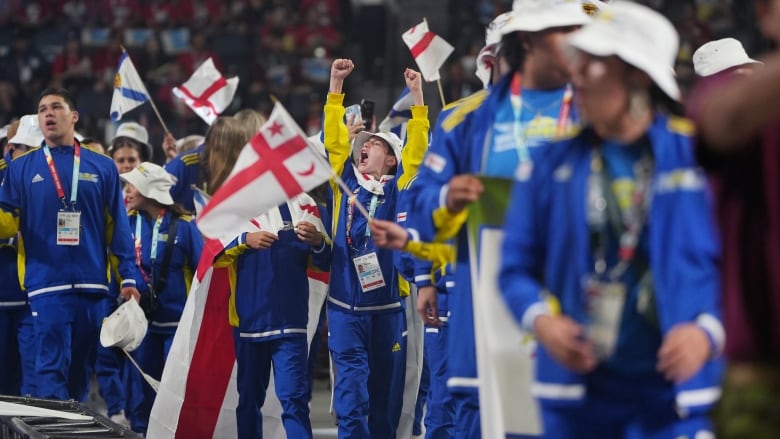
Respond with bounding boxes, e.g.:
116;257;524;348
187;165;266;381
499;116;724;437
411;62;582;439
218;194;330;439
417;259;454;439
121;162;204;434
0;90;144;401
0;155;36;397
325;59;429;438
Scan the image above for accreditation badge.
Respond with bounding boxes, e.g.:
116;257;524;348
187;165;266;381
585;280;626;360
57;210;81;246
353;252;386;293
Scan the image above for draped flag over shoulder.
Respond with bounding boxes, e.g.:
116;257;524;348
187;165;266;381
378;87;414;144
147;238;330;438
402;20;454;82
172;58;239;125
110;50;150;121
197;102;332;241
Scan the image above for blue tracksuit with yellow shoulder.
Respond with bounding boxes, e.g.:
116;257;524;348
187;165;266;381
126;210;203;434
410;73;580;438
0;142;144;401
324;91;429;439
216;195;330;439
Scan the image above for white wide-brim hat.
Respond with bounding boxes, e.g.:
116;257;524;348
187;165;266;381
8;114;43;148
693;37;762;77
100;299;148;352
567;1;681;100
505;0;591;33
111;121;153;161
120;162;175;206
352;131;403;166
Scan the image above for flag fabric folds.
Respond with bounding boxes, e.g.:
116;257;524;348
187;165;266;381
110;50;151;121
196;102;332;241
378;87;414;144
146;238;330;438
172;58;239;125
402;20;454;82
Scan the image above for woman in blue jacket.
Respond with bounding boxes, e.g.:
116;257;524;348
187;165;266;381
499;4;724;438
121;162;204;434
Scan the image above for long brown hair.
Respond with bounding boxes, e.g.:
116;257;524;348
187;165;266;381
201;117;247;194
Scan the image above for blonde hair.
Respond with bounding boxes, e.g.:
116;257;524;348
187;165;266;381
202;117;248;194
233;108;267;139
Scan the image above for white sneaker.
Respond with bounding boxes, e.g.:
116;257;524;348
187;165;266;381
109;410;131;429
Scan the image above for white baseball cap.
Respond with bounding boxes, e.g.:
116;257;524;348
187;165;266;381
100;299;148;352
506;0;591;34
8;115;44;147
120;162;175;206
352;131;402;167
693;38;762;77
111;121;153;161
567;1;681;100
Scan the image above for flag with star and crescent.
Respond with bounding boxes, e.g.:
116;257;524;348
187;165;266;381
196;101;333;241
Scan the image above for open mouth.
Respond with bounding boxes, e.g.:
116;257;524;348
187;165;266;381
45;120;56;130
359;151;368;165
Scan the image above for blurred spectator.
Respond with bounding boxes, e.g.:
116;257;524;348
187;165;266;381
292;8;341;58
0;30;48;124
143;0;194;29
688;1;780;437
177;33;223;76
51;32;93;93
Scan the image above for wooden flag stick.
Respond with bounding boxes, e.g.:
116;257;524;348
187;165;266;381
121;45;170;134
436;79;447;107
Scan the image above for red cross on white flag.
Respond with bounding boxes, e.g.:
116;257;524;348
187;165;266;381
196;102;332;240
402;20;454;82
172;58;239;125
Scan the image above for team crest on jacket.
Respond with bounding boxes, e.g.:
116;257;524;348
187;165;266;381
392;341;402;352
79;172;99;183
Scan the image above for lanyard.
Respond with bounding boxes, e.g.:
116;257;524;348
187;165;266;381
133;210;167;284
510;73;573;164
345;189;379;251
587;144;653;280
42;142;81;210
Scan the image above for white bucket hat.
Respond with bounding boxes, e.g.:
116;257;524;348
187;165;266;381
8;115;43;147
476;11;519;87
100;299;148;352
120;162;175;206
506;0;591;33
111;121;153;161
0;124;9;141
693;38;762;77
567;1;680;100
351;131;403;167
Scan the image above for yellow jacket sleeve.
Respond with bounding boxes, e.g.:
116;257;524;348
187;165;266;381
324;92;351;177
0;209;19;239
397;105;430;190
404;240;455;269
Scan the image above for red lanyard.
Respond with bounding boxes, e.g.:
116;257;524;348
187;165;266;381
42;141;81;209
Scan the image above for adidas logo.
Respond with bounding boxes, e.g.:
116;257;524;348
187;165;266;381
392;342;401;353
31;174;44;183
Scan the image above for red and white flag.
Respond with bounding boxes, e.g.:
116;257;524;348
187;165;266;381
172;58;239;125
196;102;332;241
402;20;454;82
146;238;330;438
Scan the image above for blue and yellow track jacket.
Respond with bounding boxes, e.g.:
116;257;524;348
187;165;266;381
128;211;203;332
0;155;25;309
500;115;724;413
164;144;204;213
324;92;428;313
0;143;144;299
